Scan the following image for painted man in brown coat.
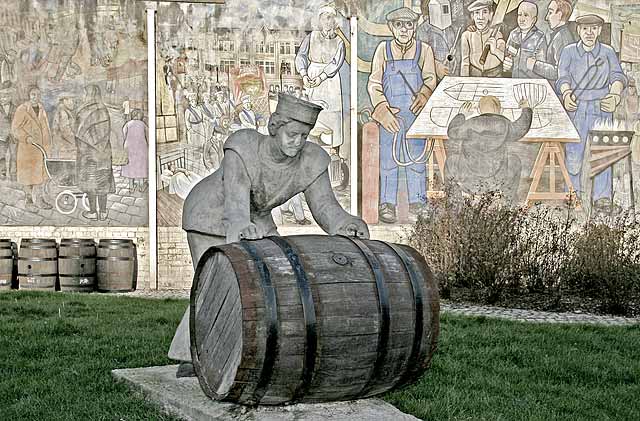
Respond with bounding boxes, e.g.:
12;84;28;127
12;86;52;209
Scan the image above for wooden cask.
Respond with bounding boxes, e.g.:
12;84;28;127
59;239;96;292
0;239;13;290
97;239;137;292
190;235;440;405
18;239;58;291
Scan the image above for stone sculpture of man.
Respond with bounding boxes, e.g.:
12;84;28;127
170;93;370;376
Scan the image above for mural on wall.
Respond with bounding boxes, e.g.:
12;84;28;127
358;0;640;224
0;0;148;226
155;0;353;228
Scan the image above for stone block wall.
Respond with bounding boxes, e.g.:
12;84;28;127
1;227;151;290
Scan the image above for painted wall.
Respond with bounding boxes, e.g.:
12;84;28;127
154;0;353;229
0;0;148;226
357;0;640;226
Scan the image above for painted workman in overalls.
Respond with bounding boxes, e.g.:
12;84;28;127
367;7;437;224
557;14;627;212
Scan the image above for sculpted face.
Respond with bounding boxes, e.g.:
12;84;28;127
578;24;602;48
277;120;312;157
473;7;493;31
517;2;538;32
546;1;563;29
389;19;416;45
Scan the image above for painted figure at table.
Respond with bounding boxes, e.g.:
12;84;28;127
557;15;627;211
447;96;533;201
295;2;346;161
12;86;52;210
0;81;17;180
121;109;149;193
504;1;546;79
51;94;77;159
460;0;505;77
75;84;115;221
171;94;369;376
417;0;459;79
367;7;437;224
527;0;575;84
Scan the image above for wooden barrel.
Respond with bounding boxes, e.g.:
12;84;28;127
18;239;58;291
0;239;13;290
190;235;440;405
96;239;137;292
59;239;96;292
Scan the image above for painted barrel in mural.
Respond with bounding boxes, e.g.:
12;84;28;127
59;239;97;293
18;239;58;291
190;235;440;405
97;240;137;292
0;239;13;290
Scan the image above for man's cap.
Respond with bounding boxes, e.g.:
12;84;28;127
385;7;420;22
576;14;605;26
275;93;323;125
468;0;493;12
241;95;251;104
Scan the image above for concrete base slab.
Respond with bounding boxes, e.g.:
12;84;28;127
112;365;420;421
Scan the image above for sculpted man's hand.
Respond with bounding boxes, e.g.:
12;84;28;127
372;102;401;133
336;218;370;239
226;222;263;243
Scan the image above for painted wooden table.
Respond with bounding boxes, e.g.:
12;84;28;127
406;76;581;204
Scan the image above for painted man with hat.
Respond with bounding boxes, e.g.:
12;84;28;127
460;0;505;77
171;93;369;376
557;14;627;211
12;85;53;210
367;6;437;224
0;81;17;180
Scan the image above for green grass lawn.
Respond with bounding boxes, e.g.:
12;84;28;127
0;292;638;421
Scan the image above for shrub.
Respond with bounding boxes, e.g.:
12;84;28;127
563;213;640;316
408;188;640;315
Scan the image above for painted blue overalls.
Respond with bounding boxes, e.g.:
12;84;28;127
558;42;627;201
379;40;427;206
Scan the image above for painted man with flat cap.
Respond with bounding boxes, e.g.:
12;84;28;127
367;6;437;224
557;14;627;212
461;0;506;77
170;93;370;375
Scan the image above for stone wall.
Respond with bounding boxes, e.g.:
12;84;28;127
2;226;151;290
157;225;410;290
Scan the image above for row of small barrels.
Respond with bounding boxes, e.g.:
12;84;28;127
0;238;137;292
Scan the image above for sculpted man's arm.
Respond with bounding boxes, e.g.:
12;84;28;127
220;149;254;243
304;170;369;239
